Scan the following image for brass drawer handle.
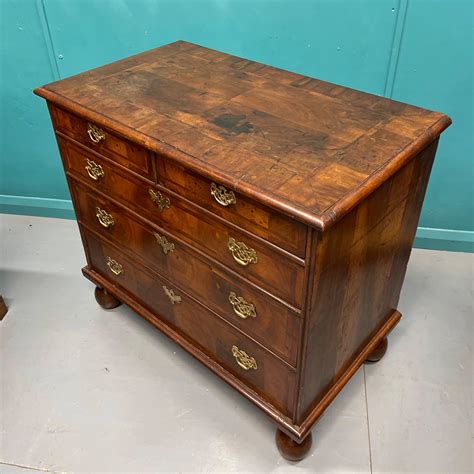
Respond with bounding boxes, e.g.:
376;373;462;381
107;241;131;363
229;292;256;319
154;232;175;255
228;237;258;266
106;256;123;276
85;158;104;181
210;182;236;207
163;285;182;304
232;345;257;370
87;123;106;143
96;207;115;228
149;189;171;211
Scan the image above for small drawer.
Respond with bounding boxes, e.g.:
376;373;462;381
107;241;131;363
62;141;305;307
72;180;301;366
83;229;297;416
51;106;153;179
156;158;307;258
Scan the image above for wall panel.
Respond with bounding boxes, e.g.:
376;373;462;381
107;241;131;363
43;0;397;94
391;0;473;239
0;0;68;202
1;0;472;250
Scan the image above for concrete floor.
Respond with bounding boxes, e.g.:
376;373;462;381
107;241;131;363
0;213;472;473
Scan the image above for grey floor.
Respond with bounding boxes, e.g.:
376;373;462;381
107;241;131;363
0;213;472;473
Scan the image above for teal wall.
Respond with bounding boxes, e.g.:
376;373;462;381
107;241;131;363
1;0;473;251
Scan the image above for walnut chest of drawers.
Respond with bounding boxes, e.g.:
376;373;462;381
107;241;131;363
34;41;451;461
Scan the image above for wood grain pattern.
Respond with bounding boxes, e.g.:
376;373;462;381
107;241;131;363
83;229;297;416
58;127;307;257
53;106;154;180
34;42;451;460
57;133;306;307
296;140;438;423
72;179;301;366
156;156;307;257
34;41;451;230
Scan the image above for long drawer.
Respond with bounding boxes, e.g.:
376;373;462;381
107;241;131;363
82;229;296;415
52;105;307;258
72;179;301;366
156;157;307;258
61;137;306;308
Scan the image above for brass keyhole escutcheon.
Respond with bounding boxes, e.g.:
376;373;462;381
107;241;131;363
154;232;175;255
163;285;182;304
149;189;171;211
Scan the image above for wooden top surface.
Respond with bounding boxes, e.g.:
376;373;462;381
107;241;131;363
35;41;451;230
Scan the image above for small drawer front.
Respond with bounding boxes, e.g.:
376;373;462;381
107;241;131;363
83;230;296;416
62;141;305;307
156;158;307;258
72;180;301;366
52;106;153;179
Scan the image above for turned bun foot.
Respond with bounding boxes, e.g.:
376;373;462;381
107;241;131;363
365;337;388;363
275;429;312;462
94;287;122;309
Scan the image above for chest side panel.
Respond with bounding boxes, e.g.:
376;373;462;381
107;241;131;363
296;140;439;424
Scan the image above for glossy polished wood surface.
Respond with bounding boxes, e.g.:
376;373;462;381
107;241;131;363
72;179;301;366
84;229;297;415
94;286;122;309
296;141;438;424
34;41;451;230
54;106;154;180
365;337;388;364
57;132;306;307
276;429;313;462
35;41;451;461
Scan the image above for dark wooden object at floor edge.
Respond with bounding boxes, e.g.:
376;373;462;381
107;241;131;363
0;295;7;321
34;40;451;462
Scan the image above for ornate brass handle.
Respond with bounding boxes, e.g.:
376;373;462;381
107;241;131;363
149;189;171;211
96;207;114;228
232;345;257;370
228;292;256;319
163;285;182;304
210;182;236;207
87;123;106;143
227;237;258;266
154;232;175;255
85;158;104;181
106;256;123;276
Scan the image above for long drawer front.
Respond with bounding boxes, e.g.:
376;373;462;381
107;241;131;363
60;136;305;308
82;229;296;416
155;157;307;258
51;104;307;258
72;178;301;366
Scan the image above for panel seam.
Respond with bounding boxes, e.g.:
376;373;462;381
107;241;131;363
383;0;409;98
36;0;61;80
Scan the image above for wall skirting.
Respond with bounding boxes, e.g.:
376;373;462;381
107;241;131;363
0;194;75;220
0;195;472;253
413;227;474;253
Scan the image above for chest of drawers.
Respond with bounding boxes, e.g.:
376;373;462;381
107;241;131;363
34;41;451;461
